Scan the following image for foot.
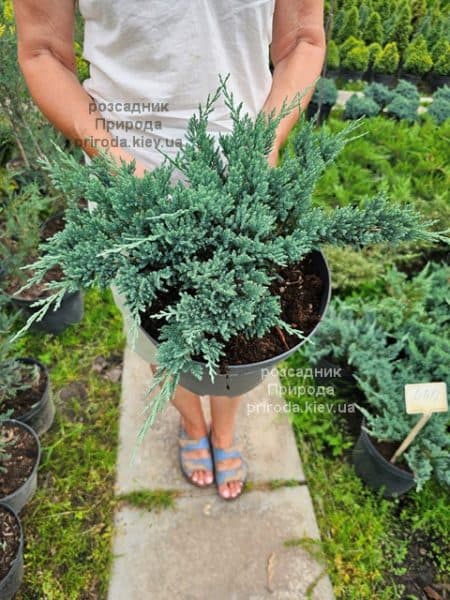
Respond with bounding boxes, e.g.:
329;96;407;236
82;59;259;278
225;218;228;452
179;419;214;487
210;432;246;500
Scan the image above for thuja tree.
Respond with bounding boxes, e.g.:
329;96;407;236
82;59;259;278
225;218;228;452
304;263;450;490
14;76;444;441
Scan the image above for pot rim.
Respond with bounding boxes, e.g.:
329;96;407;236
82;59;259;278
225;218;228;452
142;249;332;370
0;502;24;588
359;420;415;481
0;419;41;503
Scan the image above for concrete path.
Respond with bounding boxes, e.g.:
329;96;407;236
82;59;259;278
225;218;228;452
108;347;335;600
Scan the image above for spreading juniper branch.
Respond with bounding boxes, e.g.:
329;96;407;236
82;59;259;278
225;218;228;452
10;74;445;446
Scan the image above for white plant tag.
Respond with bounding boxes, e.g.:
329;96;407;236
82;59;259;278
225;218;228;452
390;382;448;464
404;382;448;414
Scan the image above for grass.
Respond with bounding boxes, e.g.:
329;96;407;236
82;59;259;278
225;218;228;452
10;288;125;600
117;489;179;512
279;355;450;600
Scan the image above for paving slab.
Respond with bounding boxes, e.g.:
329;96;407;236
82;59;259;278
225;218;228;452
115;347;305;495
108;487;334;600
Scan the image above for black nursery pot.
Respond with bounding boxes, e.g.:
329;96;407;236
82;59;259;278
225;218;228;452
0;262;84;335
142;250;331;397
306;102;333;125
0;504;24;600
0;420;41;514
352;422;415;498
13;358;55;436
314;355;358;394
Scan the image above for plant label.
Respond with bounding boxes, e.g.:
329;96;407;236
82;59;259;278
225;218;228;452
404;382;448;414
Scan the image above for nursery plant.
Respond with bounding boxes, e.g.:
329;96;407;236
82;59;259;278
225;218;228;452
344;94;381;119
11;76;444;445
428;85;450;124
364;82;395;108
0;307;40;416
303;262;450;491
0;184;84;334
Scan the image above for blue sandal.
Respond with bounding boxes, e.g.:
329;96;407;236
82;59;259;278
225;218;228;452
211;440;247;501
178;425;214;488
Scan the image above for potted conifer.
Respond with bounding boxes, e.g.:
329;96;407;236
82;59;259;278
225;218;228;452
306;77;338;124
0;308;54;435
0;502;24;600
0;183;84;335
304;263;450;496
12;76;443;443
0;413;41;514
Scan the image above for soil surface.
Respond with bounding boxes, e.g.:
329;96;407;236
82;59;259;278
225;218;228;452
1;362;47;418
0;422;39;497
3;264;65;301
40;213;66;241
2;210;67;300
140;255;324;370
0;506;21;581
373;437;412;473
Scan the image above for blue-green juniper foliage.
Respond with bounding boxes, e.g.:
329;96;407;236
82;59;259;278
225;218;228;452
304;263;450;490
12;76;443;448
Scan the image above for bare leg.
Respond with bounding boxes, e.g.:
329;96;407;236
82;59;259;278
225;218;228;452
209;394;243;499
149;364;213;486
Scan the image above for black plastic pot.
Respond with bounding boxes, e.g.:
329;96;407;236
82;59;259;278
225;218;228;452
142;250;331;396
0;504;24;600
0;419;41;514
0;262;84;335
352;422;415;498
11;358;55;436
10;289;84;335
314;355;357;394
306;102;333;125
372;73;398;87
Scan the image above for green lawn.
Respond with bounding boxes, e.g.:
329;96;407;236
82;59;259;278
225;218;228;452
11;289;125;599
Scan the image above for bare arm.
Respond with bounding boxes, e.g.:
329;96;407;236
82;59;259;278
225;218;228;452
262;0;326;165
13;0;144;172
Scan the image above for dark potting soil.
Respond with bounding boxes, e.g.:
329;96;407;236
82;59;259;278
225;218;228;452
140;255;324;370
1;363;47;418
40;213;65;240
372;437;412;473
3;264;65;301
0;423;38;497
0;506;21;581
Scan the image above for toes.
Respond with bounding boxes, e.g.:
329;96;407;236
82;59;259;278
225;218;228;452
204;471;214;485
219;483;231;499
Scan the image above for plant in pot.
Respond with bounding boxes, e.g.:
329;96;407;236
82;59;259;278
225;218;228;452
304;262;450;497
0;501;24;600
0;409;41;514
306;77;338;124
0;183;84;334
11;76;444;449
0;304;54;435
344;94;381;119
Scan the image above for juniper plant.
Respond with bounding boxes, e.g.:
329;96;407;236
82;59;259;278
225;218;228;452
11;75;445;446
0;304;40;413
304;263;450;489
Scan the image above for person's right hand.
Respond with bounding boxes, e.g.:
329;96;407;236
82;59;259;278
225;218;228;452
108;146;149;178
